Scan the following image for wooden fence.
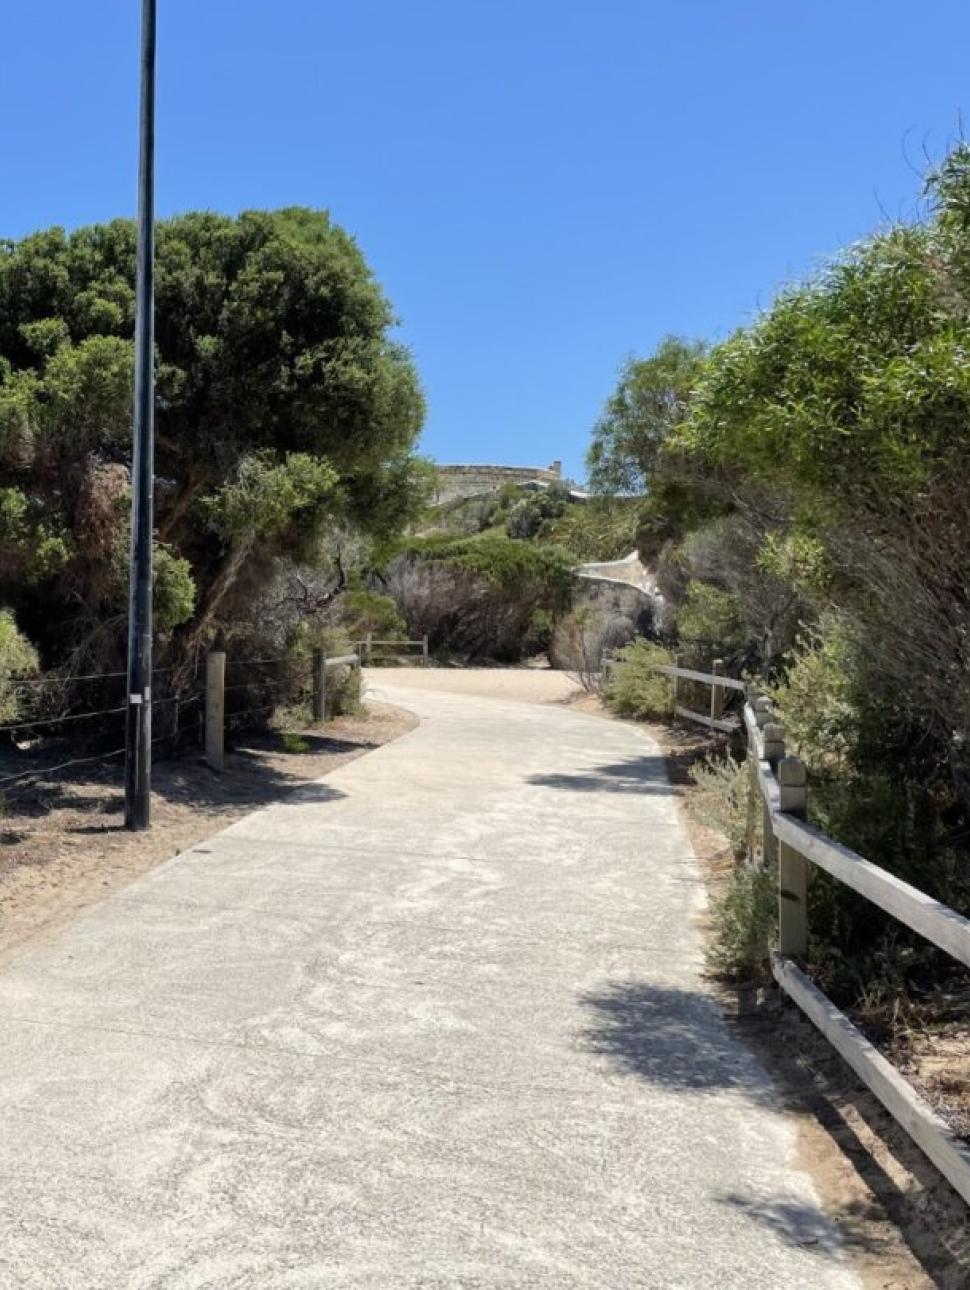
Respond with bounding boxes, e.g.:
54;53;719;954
650;654;970;1205
204;648;361;771
357;636;429;667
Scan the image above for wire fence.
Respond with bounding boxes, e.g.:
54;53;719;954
0;652;323;810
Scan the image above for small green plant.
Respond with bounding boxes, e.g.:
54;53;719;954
708;863;777;979
0;608;39;723
278;731;311;754
603;639;674;720
686;752;751;858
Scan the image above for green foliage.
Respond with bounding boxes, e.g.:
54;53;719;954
0;209;425;670
340;589;406;641
686;752;751;857
675;581;744;648
201;452;337;543
587;336;707;494
603;640;674;720
542;496;640;561
388;533;575;662
505;483;571;540
406;533;575;612
153;546;196;633
769;618;861;775
708;864;777;979
0;607;39;722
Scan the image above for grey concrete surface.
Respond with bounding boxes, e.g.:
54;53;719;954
0;679;861;1289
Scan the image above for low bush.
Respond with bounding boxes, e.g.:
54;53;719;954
603;640;674;719
707;863;776;979
0;608;39;723
686;752;750;858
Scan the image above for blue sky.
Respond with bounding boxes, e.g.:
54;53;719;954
1;2;968;482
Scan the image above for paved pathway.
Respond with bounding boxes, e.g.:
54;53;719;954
0;678;860;1288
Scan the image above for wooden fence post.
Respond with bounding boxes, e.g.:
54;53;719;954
671;652;681;714
205;650;225;770
744;686;761;865
710;658;725;722
422;634;429;667
778;754;809;957
312;648;326;723
761;722;786;868
365;633;372;667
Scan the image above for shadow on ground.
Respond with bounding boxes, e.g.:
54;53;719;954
578;979;777;1104
717;1190;882;1258
0;729;360;828
526;755;675;796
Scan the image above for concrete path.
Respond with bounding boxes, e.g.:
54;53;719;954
0;678;860;1289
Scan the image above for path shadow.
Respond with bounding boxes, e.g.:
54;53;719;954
716;1190;879;1258
526;755;675;796
578;979;776;1105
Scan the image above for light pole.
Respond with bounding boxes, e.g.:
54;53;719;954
125;0;157;830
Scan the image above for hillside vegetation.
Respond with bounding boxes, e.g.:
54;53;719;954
594;144;970;1000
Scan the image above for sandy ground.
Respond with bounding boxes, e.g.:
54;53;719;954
370;663;584;704
0;701;416;964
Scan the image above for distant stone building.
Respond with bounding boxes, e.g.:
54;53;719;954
433;460;563;505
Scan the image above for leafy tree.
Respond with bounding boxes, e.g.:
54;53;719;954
0;209;427;667
586;336;707;494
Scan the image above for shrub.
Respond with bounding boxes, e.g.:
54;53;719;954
340;589;406;642
387;533;575;661
768;617;861;775
708;863;777;979
675;580;745;649
551;608;636;689
603;639;674;719
0;608;39;722
686;752;751;858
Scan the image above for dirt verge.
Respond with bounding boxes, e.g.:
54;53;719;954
0;701;416;965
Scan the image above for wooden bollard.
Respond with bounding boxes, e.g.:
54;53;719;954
205;651;225;770
312;648;326;723
710;658;725;722
761;722;786;867
778;755;809;957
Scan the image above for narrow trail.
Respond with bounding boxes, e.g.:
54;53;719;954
0;671;859;1287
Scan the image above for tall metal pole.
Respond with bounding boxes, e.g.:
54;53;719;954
125;0;157;830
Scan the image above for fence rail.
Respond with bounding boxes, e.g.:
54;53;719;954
739;692;970;1206
358;636;429;667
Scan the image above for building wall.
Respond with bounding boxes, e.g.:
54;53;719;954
434;461;562;505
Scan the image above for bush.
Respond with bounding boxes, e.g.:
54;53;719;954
275;624;362;722
340;589;406;642
708;864;777;979
386;533;575;661
675;580;745;649
603;639;674;719
551;608;636;689
0;608;39;722
686;752;751;858
543;497;641;561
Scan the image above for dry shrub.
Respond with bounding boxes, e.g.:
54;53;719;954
550;609;635;690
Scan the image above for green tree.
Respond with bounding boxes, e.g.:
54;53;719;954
0;209;426;667
586;336;707;494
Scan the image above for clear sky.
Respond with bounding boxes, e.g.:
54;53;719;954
1;2;968;482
